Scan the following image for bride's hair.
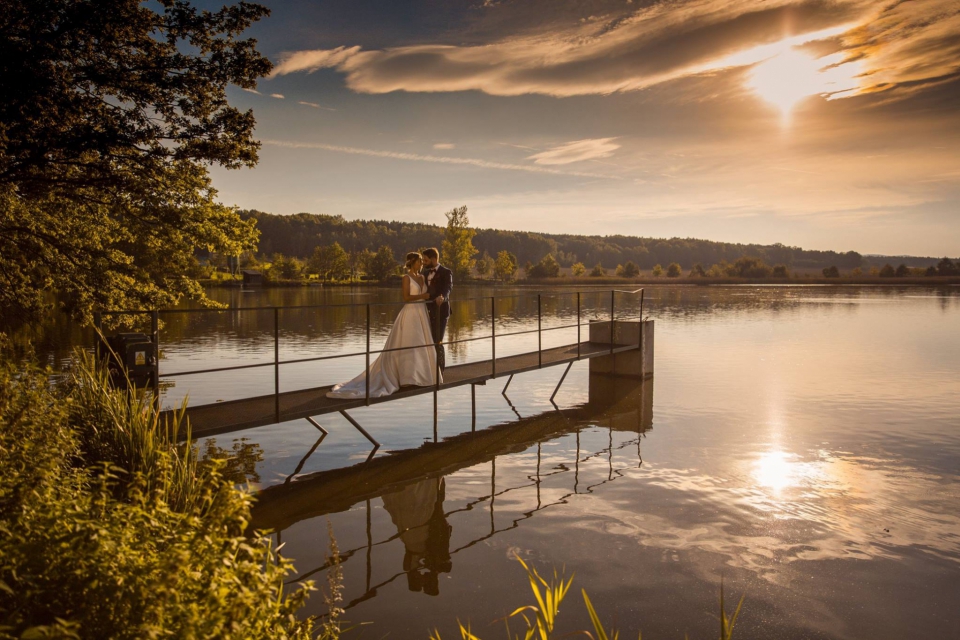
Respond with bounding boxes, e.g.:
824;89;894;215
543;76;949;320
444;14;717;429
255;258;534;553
405;251;422;269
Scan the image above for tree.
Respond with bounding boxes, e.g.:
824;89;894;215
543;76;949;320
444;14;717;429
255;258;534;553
268;254;303;281
494;250;519;282
441;205;478;281
617;261;640;278
367;245;398;282
728;256;771;278
936;257;958;276
651;264;663;277
308;242;350;281
0;0;271;323
667;263;682;278
524;261;534;278
822;265;840;278
879;264;896;277
590;263;606;277
688;263;705;278
571;262;586;277
476;251;494;280
351;248;374;280
895;263;910;277
528;254;561;278
772;264;789;277
851;267;862;276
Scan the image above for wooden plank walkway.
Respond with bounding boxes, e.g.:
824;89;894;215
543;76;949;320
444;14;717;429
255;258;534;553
166;340;637;439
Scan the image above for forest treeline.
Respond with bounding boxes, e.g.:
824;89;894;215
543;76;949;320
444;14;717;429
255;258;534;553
242;210;885;272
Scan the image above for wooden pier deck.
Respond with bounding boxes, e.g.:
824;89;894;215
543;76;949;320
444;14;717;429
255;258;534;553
166;340;638;439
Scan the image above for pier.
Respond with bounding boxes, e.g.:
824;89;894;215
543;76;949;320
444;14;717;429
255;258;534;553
99;289;654;448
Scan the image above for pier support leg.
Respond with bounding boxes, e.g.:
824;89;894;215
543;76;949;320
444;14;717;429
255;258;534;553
340;410;380;461
501;374;514;395
549;362;574;407
283;430;327;484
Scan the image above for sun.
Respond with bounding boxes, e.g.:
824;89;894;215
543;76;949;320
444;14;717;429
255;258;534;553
747;48;862;117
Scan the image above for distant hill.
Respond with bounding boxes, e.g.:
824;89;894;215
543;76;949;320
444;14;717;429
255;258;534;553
240;210;945;271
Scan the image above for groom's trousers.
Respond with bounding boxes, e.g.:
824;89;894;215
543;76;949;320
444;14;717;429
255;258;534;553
427;304;448;372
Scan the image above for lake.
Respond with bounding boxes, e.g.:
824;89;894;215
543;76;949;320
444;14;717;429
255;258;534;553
30;284;960;638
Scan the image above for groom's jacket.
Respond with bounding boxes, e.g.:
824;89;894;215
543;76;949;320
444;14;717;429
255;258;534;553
426;264;453;319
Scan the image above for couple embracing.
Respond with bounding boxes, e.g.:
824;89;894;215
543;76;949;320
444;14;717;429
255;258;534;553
327;248;452;399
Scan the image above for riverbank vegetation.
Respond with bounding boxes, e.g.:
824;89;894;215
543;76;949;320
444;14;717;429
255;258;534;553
0;346;325;639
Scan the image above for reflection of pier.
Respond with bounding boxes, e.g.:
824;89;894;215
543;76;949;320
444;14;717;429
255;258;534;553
137;289;653;446
251;375;653;608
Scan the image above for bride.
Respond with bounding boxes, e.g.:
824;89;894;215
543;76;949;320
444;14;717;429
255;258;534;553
327;252;441;399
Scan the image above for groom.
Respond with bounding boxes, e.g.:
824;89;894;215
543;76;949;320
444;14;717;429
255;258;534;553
421;247;452;371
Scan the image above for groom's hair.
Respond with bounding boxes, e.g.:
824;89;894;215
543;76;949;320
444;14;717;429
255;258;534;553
422;247;439;260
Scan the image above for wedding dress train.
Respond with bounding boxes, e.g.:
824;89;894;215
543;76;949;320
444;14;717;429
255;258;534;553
327;278;440;399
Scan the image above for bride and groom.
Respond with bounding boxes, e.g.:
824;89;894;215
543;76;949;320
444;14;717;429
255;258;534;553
327;248;452;399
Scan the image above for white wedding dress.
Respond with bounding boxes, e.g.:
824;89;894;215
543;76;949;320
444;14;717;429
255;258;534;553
327;277;441;399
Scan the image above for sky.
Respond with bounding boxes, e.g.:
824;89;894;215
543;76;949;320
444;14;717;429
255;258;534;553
205;0;960;256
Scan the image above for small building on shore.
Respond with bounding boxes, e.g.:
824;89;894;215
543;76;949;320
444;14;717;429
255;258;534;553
242;270;264;287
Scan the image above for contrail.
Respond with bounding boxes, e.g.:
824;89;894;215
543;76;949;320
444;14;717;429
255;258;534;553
261;139;621;180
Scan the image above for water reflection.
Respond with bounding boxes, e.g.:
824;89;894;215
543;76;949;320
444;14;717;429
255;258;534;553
382;477;452;596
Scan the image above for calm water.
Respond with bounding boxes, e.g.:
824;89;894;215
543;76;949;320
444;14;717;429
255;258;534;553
32;285;960;638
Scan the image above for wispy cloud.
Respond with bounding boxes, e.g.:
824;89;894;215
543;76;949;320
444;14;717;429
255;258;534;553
297;100;337;111
528;138;620;165
270;93;285;99
242;87;262;95
261;139;620;179
269;0;960;100
433;143;455;149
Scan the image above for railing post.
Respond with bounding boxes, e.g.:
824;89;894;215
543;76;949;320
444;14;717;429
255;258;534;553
274;307;280;422
491;296;497;378
576;292;581;360
639;288;645;321
151;310;160;412
610;290;615;354
537;294;542;368
365;304;371;406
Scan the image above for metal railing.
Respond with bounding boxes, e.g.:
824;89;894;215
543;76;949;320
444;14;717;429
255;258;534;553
94;288;645;419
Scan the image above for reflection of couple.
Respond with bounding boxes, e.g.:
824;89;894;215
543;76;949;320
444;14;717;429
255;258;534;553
327;248;452;399
381;477;452;596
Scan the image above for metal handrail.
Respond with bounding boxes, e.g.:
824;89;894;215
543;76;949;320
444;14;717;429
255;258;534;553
96;288;646;414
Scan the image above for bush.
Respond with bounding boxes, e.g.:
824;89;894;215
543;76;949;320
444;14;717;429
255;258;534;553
822;265;840;278
729;256;770;278
528;254;561;278
688;263;705;277
879;263;896;277
0;349;319;640
772;264;789;277
936;257;958;276
589;263;606;277
666;262;682;277
651;264;663;277
494;250;519;282
571;262;586;277
615;261;640;278
895;263;910;277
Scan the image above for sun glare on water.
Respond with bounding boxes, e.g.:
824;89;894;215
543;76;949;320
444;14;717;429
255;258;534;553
747;48;863;118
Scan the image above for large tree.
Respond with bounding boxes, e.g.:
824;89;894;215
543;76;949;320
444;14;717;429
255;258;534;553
0;0;271;323
441;205;478;282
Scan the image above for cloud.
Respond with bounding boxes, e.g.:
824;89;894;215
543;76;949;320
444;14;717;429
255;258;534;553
270;93;285;99
528;138;620;165
242;87;262;95
269;0;960;100
433;143;455;149
261;139;620;179
297;101;337;111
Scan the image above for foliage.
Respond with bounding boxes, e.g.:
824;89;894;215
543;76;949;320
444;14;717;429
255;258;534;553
772;264;789;277
367;245;399;282
476;252;495;279
571;262;586;277
726;256;770;278
269;253;305;281
528;254;561;279
309;242;351;281
241;210;869;278
879;264;896;277
822;265;840;278
494;251;519;283
442;206;479;281
936;257;958;276
689;263;706;277
615;261;640;278
651;264;663;277
0;0;270;324
895;263;910;277
0;347;316;639
431;558;743;640
667;262;682;277
590;263;607;277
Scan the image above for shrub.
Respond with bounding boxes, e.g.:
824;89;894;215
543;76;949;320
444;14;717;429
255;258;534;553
895;263;910;277
822;265;840;278
689;263;705;277
729;256;770;278
936;257;958;276
851;267;863;276
615;261;640;278
0;349;318;640
589;263;606;277
571;262;586;277
528;254;561;278
879;263;896;277
666;262;682;277
651;264;663;277
494;251;519;282
772;264;789;277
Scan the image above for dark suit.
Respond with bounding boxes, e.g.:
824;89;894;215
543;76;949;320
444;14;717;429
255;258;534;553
424;264;452;369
